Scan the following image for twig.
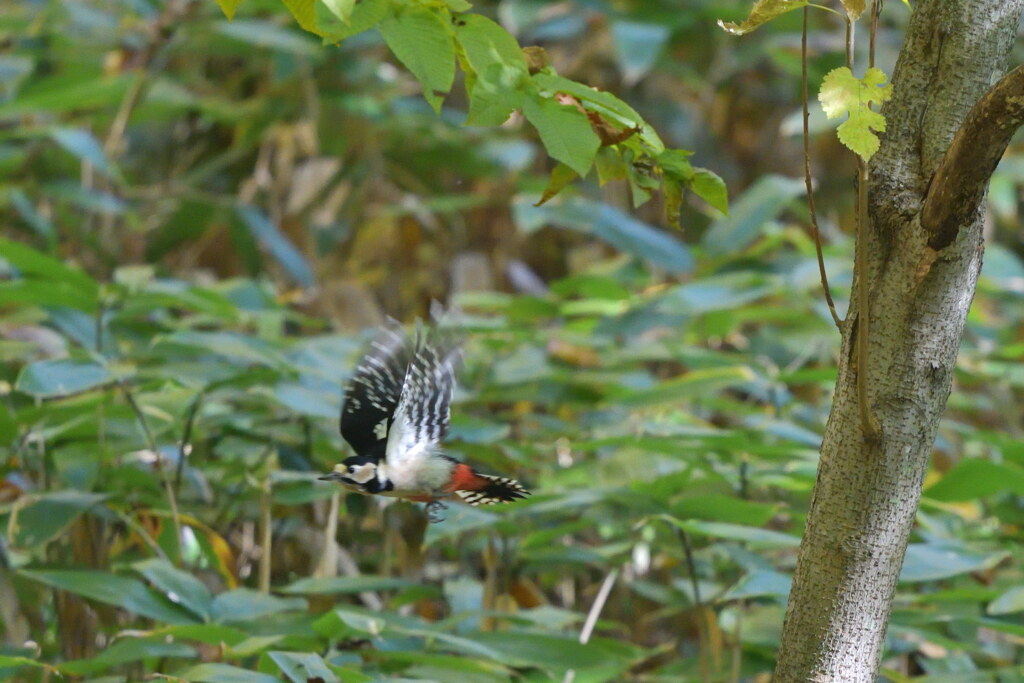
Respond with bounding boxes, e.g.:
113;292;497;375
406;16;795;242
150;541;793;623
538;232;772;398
174;392;203;495
118;379;185;563
563;568;619;683
802;7;843;328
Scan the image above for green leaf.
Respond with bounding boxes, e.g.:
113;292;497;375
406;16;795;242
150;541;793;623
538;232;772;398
671;494;779;526
268;651;339;683
899;545;1008;583
379;6;456;113
818;66;892;161
20;570;199;624
211;588;305;622
659;517;801;548
718;0;808;35
236;206;314;287
534;163;579;206
454;17;526;125
722;569;792;600
691;167;729;215
615;366;756;406
50;128;121;182
701;174;805;256
279;575;418;594
521;93;601;177
925;458;1024;501
321;0;355;22
173;663;279;683
134;559;214;622
317;0;391;40
280;0;322;36
989;586;1024;615
214;0;244;20
0;237;97;294
12;491;107;548
63;638;197;675
15;359;113;398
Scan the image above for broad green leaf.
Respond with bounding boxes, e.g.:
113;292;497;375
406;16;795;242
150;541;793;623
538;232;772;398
317;0;391;40
237;206;314;287
718;0;808;35
514;197;692;273
615;366;756;406
321;0;355;22
15;359;113;398
671;494;779;526
0;237;97;293
691;167;729;215
469;632;635;670
280;0;321;36
925;458;1024;501
899;545;1008;583
173;663;279;683
988;586;1024;615
268;651;338;683
456;19;526;122
279;575;418;594
379;6;455;113
20;570;199;624
660;517;801;548
818;66;892;161
722;569;792;600
211;588;305;622
134;559;214;622
521;93;600;176
50;128;121;181
534;163;579;206
11;491;107;547
701;174;805;256
215;0;243;19
215;20;321;56
63;638;197;675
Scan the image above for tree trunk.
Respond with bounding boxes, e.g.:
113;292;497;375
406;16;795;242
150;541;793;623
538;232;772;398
774;2;1024;681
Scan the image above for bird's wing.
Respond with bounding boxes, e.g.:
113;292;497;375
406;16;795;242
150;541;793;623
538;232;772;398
339;321;412;457
384;322;461;470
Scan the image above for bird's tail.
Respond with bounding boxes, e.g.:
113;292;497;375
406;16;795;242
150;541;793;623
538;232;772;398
455;473;530;506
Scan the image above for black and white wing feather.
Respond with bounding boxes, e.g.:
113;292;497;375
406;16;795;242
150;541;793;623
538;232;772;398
384;324;461;470
339;321;412;458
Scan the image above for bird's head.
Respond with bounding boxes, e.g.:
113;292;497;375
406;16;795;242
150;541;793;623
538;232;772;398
318;455;390;494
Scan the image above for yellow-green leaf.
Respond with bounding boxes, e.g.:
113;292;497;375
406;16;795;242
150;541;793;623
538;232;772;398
215;0;244;20
379;6;455;113
818;66;892;161
280;0;321;35
717;0;808;35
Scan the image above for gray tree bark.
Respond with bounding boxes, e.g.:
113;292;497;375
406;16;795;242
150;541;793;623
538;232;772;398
774;2;1024;681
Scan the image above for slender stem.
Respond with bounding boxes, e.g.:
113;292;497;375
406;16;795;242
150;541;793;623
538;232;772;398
118;380;185;563
869;0;879;69
803;6;843;328
845;17;854;68
562;568;619;683
174;392;203;495
259;473;272;593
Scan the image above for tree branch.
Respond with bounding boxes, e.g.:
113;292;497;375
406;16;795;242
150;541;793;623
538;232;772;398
922;64;1024;250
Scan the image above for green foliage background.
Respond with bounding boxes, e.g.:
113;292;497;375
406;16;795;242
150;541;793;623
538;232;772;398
2;0;1024;681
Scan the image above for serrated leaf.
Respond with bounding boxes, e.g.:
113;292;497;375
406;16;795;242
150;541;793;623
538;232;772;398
521;94;600;176
456;14;527;125
379;6;455;113
691;167;729;215
535;163;579;206
818;66;892;161
718;0;808;35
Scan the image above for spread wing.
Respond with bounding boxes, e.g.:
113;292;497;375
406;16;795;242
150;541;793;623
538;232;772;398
384;323;461;470
339;321;412;458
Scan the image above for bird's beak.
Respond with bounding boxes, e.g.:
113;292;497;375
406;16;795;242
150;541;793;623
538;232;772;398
318;472;345;482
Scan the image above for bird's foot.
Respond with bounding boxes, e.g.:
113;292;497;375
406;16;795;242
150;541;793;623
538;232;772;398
425;499;448;523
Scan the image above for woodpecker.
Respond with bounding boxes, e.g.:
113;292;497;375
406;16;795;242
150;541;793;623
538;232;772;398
319;318;529;522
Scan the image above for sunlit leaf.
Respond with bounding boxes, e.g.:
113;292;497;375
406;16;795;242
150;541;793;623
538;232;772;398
818;66;892;161
718;0;808;35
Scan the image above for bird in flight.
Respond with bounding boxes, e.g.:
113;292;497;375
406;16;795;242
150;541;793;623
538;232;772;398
319;318;529;522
